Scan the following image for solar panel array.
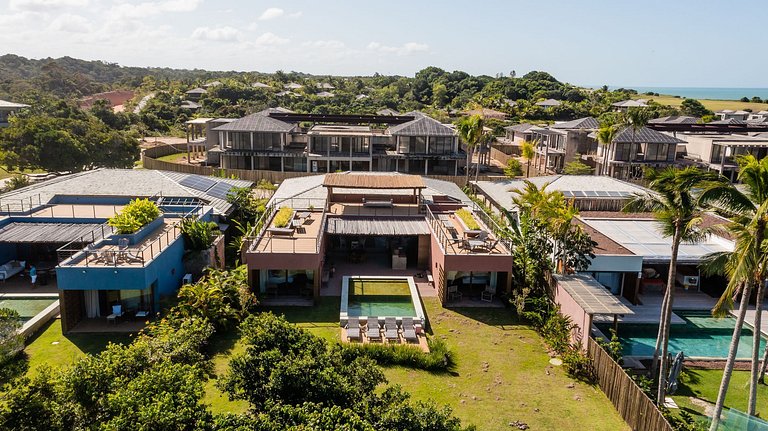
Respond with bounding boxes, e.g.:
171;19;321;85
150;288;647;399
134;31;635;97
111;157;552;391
207;182;235;200
179;175;216;192
561;190;631;198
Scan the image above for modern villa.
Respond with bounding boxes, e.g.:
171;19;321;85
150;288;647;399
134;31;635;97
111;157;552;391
186;109;465;176
242;172;515;306
0;99;29;127
0;169;251;333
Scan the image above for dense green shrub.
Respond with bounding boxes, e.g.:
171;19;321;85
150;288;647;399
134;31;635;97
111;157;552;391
455;208;480;230
174;266;256;329
108;198;160;234
561;347;596;383
180;218;220;251
540;308;573;354
503;158;523;177
272;206;293;228
339;337;454;372
0;308;24;383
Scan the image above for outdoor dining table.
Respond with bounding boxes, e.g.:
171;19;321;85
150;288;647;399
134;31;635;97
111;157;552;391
296;211;311;220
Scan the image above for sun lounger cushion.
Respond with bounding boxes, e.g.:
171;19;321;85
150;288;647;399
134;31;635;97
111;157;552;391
346;317;361;341
366;317;381;340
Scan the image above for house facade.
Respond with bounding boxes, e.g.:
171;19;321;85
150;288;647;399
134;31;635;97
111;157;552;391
202;110;464;176
529;117;600;174
242;172;515;306
593;126;685;180
0;99;29;127
0;169;251;333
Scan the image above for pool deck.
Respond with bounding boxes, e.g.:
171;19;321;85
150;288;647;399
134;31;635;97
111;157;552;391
594;288;718;325
739;308;768;338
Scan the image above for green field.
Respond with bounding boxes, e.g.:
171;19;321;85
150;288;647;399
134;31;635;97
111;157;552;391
671;368;768;423
643;94;768;112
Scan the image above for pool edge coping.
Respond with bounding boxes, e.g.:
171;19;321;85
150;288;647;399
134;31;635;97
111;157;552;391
339;275;426;327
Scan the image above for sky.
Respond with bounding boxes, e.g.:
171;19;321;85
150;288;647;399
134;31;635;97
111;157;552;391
1;0;767;88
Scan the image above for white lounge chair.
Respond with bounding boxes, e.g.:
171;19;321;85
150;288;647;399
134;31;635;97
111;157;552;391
346;317;362;342
401;317;419;343
384;317;399;342
366;317;381;342
107;304;124;324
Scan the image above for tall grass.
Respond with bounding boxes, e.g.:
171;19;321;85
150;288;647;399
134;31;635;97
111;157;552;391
339;338;455;372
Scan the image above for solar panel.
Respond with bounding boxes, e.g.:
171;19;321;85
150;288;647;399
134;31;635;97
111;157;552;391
584;191;598;197
561;191;574;198
596;190;610;197
607;191;621;197
207;182;235;200
572;191;585;197
179;175;216;192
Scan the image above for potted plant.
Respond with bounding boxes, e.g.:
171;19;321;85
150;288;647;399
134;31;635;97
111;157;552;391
181;218;222;277
108;199;163;244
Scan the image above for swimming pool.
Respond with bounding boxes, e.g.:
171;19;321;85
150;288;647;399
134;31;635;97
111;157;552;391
0;296;58;322
598;311;767;359
340;276;425;324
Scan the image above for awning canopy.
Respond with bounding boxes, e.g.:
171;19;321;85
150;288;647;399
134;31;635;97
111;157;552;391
323;173;425;189
555;274;634;315
0;222;109;243
326;216;430;236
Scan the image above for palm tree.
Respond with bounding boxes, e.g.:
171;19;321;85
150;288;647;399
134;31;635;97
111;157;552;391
622;108;652;179
700;155;768;429
624;167;725;406
521;140;536;177
595;126;617;176
456;115;484;186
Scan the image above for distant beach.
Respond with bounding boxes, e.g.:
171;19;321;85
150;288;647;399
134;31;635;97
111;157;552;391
609;86;768;101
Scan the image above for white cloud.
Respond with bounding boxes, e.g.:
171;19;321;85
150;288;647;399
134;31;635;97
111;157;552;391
9;0;88;11
252;32;289;46
288;11;302;18
367;41;429;56
258;7;283;20
49;13;91;33
302;40;345;49
109;0;202;19
191;26;242;42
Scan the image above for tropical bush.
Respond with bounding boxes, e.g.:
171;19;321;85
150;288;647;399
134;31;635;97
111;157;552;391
175;266;256;329
455;208;480;230
272;206;294;228
503;158;523;177
255;178;276;190
3;174;29;192
340;337;454;372
180;218;219;251
108;198;161;234
0;308;24;377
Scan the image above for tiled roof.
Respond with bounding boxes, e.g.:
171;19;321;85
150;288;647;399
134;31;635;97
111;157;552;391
613;126;685;144
551;117;600;130
649;115;700;124
388;115;455;137
212;112;296;133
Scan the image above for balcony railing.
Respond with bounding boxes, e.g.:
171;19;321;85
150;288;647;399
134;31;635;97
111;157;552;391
425;204;512;255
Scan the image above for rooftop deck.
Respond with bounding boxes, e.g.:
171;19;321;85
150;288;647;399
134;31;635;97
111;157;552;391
427;206;511;256
28;204;124;219
250;209;325;254
62;219;181;267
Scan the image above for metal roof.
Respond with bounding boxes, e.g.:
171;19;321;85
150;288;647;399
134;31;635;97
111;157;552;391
536;99;561;107
212;113;297;133
580;218;734;263
326;216;430;236
551;117;600;130
555;274;634;315
0;222;108;243
613;126;685;144
185;88;207;94
0;99;30;109
649;116;700;125
388;115;456;137
504;123;535;133
611;100;648;108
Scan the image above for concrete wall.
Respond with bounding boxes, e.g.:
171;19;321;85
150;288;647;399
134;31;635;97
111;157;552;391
553;282;592;351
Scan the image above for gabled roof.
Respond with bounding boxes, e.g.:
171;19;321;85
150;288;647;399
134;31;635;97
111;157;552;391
316;91;335;97
613;126;685;144
748;117;768;125
252;81;272;88
536;99;561;107
0;99;30;109
388;115;455;137
180;100;201;109
186;87;207;94
355;94;369;100
211;112;296;133
504;123;535;133
649;115;699;124
612;99;648;108
551;117;600;130
284;82;303;89
204;81;222;88
317;83;335;89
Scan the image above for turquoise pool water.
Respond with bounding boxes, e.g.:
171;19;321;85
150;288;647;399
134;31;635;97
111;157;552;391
347;295;417;318
598;311;767;359
0;297;57;322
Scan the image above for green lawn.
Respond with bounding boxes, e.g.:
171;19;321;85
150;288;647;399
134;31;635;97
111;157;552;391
23;319;132;377
672;368;768;421
264;297;628;431
156;152;189;163
642;94;768;112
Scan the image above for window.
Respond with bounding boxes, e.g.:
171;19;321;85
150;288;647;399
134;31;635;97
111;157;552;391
645;143;670;162
430;137;454;154
253;133;280;151
284;157;307;172
409;136;427;154
351;137;370;154
313;136;329;153
614;143;631;161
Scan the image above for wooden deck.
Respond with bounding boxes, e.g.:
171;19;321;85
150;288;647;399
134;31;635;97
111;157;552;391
593;288;718;325
438;213;509;255
29;204;124;219
252;212;323;254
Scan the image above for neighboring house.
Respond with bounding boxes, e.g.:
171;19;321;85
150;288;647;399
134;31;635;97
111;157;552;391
355;94;369;100
207;109;463;176
715;109;750;121
528;117;599;173
242;172;515;306
535;99;562;109
681;133;768;181
284;82;303;90
593;126;685;180
0;99;29;127
185;117;237;165
0;169;252;333
749;110;768;121
252;82;272;89
316;91;335;98
376;108;400;116
185;88;207;101
317;83;335;89
611;99;648;112
648;115;699;125
204;81;222;88
501;123;535;145
180;100;201;111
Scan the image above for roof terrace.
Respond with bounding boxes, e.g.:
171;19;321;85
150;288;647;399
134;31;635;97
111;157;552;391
247;202;326;254
426;204;512;255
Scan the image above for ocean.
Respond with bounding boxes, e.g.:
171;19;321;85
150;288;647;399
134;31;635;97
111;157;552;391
608;86;768;101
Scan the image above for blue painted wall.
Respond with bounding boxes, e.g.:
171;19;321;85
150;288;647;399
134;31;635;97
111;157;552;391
56;235;185;311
